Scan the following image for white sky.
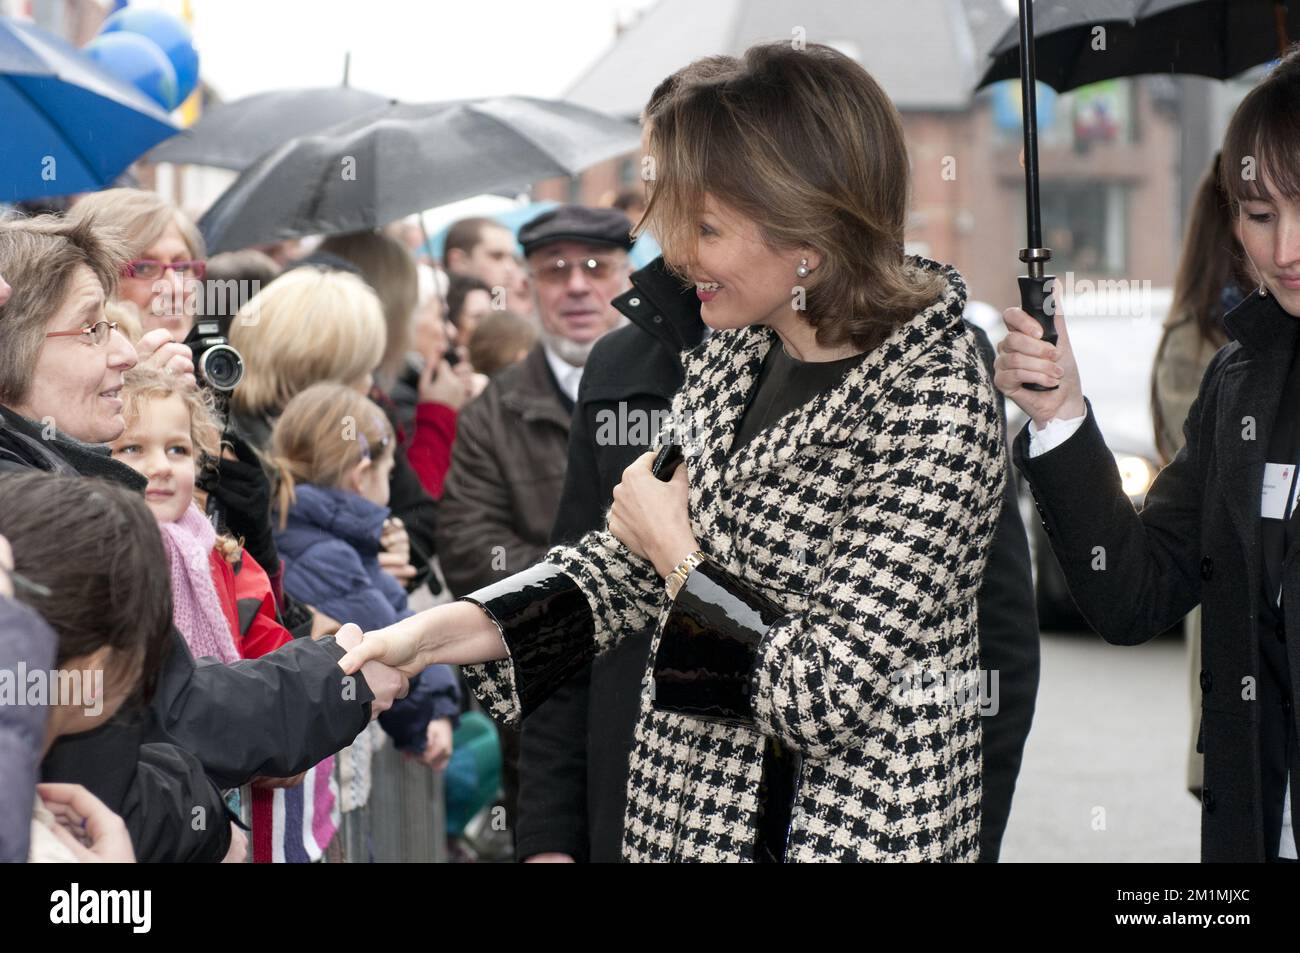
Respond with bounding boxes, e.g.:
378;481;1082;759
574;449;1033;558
126;0;660;103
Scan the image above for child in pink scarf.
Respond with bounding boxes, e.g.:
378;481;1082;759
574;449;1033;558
109;368;338;862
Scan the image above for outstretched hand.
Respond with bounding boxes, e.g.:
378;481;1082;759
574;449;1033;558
333;623;410;718
337;620;426;678
336;603;510;678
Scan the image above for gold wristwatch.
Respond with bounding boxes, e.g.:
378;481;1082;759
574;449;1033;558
665;550;708;601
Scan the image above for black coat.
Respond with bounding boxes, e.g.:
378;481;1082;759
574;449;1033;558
0;407;376;861
515;257;1041;862
1016;290;1300;863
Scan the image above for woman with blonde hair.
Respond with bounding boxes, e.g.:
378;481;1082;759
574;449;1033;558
340;42;1006;862
230;265;441;592
229;266;386;443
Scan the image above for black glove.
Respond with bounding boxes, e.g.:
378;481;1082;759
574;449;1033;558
199;431;279;573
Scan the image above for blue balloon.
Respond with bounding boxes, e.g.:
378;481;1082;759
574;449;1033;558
84;33;179;111
101;8;199;104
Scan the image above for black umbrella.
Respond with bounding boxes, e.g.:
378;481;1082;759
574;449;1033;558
980;0;1296;392
978;0;1297;92
198;97;641;254
1007;0;1060;392
147;86;393;170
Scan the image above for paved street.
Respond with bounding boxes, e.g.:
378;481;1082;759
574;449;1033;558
1000;630;1202;862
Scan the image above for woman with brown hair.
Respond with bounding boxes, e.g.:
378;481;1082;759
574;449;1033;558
340;42;1006;862
996;46;1300;862
1151;154;1251;466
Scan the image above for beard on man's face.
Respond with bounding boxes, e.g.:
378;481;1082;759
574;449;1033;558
539;311;628;367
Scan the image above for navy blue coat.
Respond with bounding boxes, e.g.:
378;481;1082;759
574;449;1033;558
277;484;460;750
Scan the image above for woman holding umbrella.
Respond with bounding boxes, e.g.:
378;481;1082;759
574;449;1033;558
338;41;1007;862
994;48;1300;863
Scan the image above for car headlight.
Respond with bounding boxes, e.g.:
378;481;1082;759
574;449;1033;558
1114;453;1155;498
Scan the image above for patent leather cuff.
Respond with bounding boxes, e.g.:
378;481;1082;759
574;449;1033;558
652;560;788;726
459;563;595;718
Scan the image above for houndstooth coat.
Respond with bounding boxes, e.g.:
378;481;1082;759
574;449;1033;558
464;257;1006;861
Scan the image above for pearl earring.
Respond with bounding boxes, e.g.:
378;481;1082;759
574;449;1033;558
795;258;811;278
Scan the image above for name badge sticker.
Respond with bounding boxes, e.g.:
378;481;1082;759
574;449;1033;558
1261;462;1299;520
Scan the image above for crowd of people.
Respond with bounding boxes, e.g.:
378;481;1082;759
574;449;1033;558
1;37;1298;864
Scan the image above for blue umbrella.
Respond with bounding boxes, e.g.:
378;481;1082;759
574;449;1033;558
0;17;177;203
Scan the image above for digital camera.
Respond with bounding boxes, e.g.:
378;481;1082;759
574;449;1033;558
184;318;244;392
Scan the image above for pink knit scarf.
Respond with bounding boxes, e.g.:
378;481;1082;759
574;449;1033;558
159;503;241;664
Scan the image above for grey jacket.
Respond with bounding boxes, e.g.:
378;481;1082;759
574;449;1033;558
0;597;55;862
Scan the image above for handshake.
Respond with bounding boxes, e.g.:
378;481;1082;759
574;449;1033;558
331;601;512;707
331;622;413;718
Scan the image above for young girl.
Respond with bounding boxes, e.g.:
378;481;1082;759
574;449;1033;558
109;368;340;862
270;383;460;778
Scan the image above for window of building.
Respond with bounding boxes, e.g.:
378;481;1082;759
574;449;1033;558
1034;181;1129;276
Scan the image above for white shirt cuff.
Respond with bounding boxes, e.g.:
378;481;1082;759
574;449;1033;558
1028;407;1088;458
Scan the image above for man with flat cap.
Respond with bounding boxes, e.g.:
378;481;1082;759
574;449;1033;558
436;205;634;838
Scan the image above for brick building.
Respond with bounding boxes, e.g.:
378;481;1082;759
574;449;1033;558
532;0;1184;310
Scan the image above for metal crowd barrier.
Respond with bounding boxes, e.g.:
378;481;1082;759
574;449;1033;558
351;735;448;863
233;734;448;863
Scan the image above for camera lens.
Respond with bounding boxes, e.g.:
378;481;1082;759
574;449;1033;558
199;344;244;392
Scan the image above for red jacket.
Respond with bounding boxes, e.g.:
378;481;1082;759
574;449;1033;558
208;548;293;660
406;402;458;499
210;548;332;863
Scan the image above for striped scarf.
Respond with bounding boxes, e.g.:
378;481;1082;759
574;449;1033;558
251;759;340;863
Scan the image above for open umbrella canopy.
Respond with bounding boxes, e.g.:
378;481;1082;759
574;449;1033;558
0;16;177;203
978;0;1299;91
147;85;393;170
199;96;641;253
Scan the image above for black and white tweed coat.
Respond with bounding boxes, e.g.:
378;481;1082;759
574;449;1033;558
465;257;1006;861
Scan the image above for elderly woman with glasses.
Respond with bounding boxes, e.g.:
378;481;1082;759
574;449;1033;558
0;214;142;449
0;212;408;863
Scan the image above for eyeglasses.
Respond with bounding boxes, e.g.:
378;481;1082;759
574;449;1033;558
45;320;119;346
122;259;207;281
532;255;620;286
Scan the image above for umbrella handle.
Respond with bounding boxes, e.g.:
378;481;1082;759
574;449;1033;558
1020;274;1059;393
1277;1;1292;57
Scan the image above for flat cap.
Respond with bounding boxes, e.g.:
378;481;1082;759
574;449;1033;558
518;205;634;258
